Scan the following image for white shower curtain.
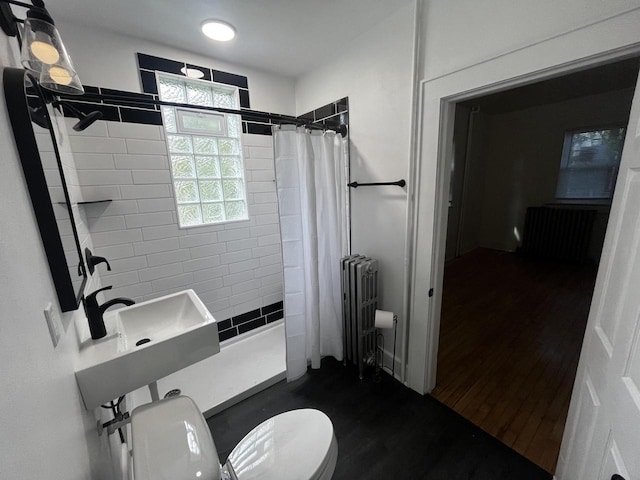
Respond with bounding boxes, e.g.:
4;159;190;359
273;125;349;381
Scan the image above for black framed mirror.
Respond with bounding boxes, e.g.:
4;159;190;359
3;67;87;311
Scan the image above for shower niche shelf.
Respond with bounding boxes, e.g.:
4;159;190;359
57;199;113;206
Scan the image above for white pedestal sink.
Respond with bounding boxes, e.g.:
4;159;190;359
75;289;220;410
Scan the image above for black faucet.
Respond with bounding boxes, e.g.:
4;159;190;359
84;286;135;340
85;248;112;275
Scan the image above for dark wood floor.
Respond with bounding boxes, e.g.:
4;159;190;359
432;248;597;474
208;358;551;480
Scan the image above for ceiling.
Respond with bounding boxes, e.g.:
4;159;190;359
462;57;640;114
48;0;413;78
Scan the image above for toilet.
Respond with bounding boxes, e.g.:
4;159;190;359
129;395;338;480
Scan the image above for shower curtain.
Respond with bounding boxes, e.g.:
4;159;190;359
273;125;349;381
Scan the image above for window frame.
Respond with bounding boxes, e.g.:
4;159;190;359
555;124;627;204
175;107;228;137
156;72;249;229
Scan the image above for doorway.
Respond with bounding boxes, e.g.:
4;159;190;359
431;58;639;473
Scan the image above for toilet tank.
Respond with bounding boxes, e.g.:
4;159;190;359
131;396;221;480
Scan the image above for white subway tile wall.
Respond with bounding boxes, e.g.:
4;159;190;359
69;119;283;326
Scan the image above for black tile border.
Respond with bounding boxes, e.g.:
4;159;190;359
132;52;349;137
57;86;160;126
140;70;158;95
137;53;185;75
232;308;261;326
136;52;250;105
267;310;284;323
300;97;349;126
297;111;314;122
238;317;267;334
262;301;283;315
119;107;162;125
216;300;284;342
245;121;273;136
239;89;250;108
212;70;249;89
217;318;232;331
56;53;349;139
218;327;238;342
314;103;336;120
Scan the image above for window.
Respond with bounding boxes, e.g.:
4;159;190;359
157;73;248;227
555;126;626;201
175;108;227;136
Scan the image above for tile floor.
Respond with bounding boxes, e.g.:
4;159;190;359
208;358;552;480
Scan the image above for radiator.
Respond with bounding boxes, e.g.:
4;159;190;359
521;207;596;262
341;255;378;379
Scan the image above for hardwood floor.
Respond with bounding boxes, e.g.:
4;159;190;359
431;248;597;474
208;357;551;479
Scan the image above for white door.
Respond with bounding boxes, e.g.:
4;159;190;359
556;69;640;480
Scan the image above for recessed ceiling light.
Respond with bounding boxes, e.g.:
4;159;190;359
180;67;205;79
201;20;236;42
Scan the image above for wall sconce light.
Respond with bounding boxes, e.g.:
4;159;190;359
0;0;84;95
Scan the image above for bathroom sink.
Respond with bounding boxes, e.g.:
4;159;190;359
75;289;220;409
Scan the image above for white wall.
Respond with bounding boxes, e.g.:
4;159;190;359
409;0;640;394
58;20;296;115
408;0;640;477
0;39;120;479
66;120;282;322
464;88;633;255
295;3;416;371
420;0;640;81
457;111;491;256
0;16;290;478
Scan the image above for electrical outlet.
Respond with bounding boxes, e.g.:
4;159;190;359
44;302;61;347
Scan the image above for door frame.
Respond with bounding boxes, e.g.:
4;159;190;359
405;32;640;395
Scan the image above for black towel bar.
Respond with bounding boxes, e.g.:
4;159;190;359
348;179;406;188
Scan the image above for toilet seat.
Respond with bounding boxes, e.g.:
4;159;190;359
226;409;338;480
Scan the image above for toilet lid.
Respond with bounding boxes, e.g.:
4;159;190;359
227;409;337;480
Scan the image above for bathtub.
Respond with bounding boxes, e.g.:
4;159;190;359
127;320;285;416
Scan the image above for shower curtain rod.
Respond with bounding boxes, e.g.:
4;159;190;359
71;91;347;135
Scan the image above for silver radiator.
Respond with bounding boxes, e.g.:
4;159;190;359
341;255;378;379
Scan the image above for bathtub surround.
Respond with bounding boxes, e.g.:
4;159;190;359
274;126;349;380
68;120;284;334
54;74;350;342
128;321;285;416
64;94;347;343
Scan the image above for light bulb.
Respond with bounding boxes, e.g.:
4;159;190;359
49;66;72;85
30;40;60;64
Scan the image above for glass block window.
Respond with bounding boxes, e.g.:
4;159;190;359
158;73;248;227
556;126;626;201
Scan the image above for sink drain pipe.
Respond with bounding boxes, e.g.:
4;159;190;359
148;382;160;402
